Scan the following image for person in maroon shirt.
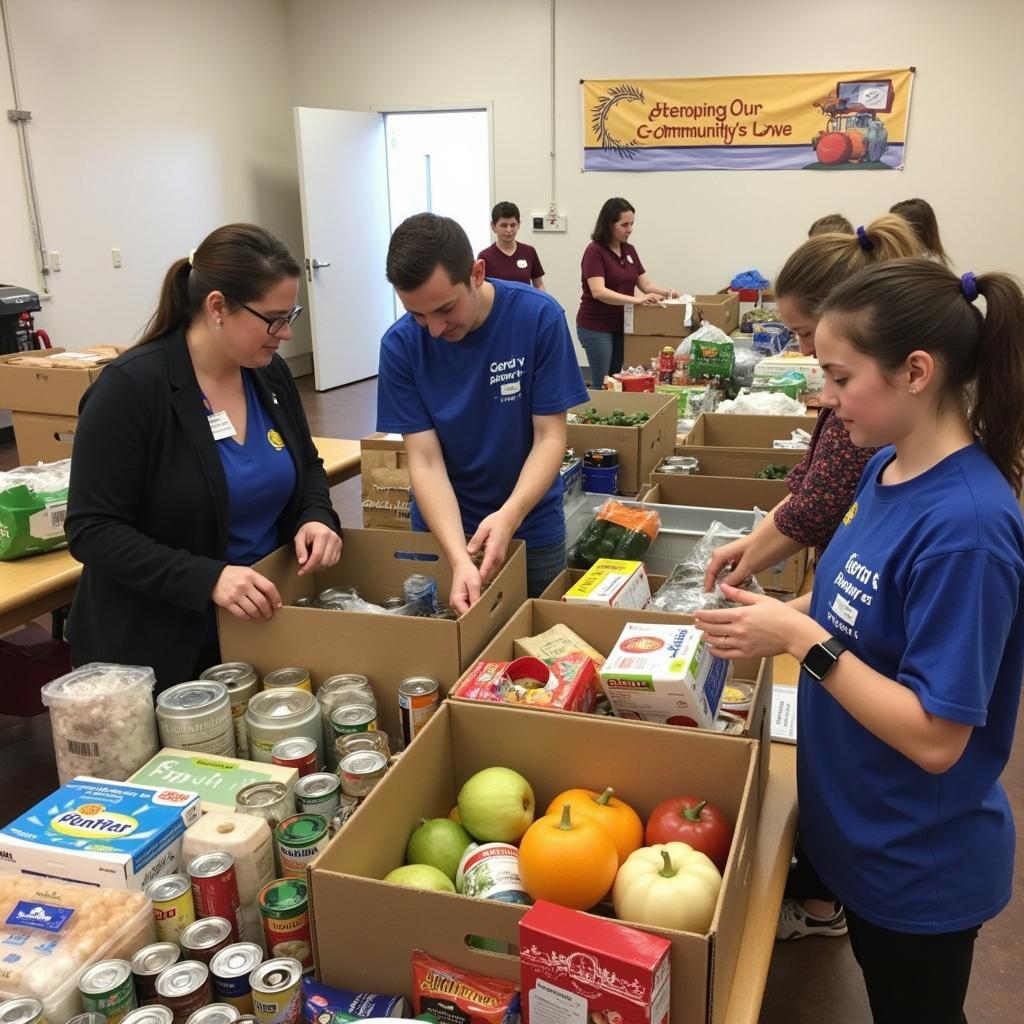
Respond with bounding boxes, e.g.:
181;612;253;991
703;213;922;943
575;197;678;386
477;201;546;289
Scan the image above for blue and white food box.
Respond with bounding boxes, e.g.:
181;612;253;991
0;777;201;889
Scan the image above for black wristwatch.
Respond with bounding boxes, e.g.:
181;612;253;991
802;636;847;682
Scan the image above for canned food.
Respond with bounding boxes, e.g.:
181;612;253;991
275;813;330;877
262;668;312;694
121;1010;174;1024
338;749;388;799
334;730;390;765
185;1008;241;1024
271;737;318;777
455;843;530;904
188;851;243;941
179;916;234;965
713;710;746;735
246;689;322;765
292;772;341;817
329;794;359;834
398;676;439;748
79;959;137;1024
210;942;264;1013
146;873;197;944
131;942;181;1005
721;681;754;719
380;596;407;611
156;681;235;756
318;675;375;769
250;959;303;1024
201;662;260;756
317;587;357;605
235;781;295;831
330;704;377;738
0;999;44;1024
155;962;212;1024
67;1016;109;1024
257;880;313;972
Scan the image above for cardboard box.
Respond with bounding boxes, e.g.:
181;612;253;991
308;700;759;1024
623;335;685;372
568;391;677;495
451;598;771;798
693;292;740;334
129;748;299;814
520;900;671;1024
685;412;817;450
564;559;651;609
453;653;597;714
513;623;605;666
623;294;738;338
360;433;412;531
12;411;77;464
0;347;124;416
0;777;202;889
218;531;527;740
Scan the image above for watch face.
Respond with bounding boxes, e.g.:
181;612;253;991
804;643;837;681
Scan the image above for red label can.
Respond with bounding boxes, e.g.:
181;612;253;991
188;851;242;941
271;736;318;777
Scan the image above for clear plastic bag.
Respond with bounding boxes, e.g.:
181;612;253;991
568;499;661;569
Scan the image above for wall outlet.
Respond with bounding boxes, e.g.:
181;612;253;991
49;251;62;271
532;213;567;233
111;248;122;268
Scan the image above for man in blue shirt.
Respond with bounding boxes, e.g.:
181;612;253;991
377;213;589;612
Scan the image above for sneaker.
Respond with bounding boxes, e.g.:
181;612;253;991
775;898;848;940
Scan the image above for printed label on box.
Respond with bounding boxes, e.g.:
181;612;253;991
529;978;588;1024
6;901;75;933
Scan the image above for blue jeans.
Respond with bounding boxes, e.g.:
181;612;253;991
577;327;624;387
526;540;567;599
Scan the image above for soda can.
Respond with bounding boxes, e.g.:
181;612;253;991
188;851;243;941
186;1008;241;1024
262;668;312;694
179;916;234;966
146;873;196;945
250;958;303;1024
131;942;181;1005
275;814;330;878
330;704;377;738
338;749;388;799
271;737;318;777
79;959;137;1024
210;943;264;1014
292;772;341;818
397;676;439;748
155;962;212;1024
257;879;313;972
121;1009;174;1024
0;999;44;1024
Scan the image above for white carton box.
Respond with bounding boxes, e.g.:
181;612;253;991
752;354;825;394
599;622;727;728
0;777;201;889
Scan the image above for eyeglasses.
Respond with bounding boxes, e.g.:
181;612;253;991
233;299;303;335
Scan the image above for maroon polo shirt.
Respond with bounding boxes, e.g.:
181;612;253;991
477;242;545;285
576;240;646;332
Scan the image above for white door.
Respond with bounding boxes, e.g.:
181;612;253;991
294;107;394;390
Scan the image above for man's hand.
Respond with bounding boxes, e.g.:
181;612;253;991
212;565;283;620
449;559;483;616
467;511;516;585
294;521;342;576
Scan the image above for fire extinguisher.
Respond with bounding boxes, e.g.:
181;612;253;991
16;311;51;351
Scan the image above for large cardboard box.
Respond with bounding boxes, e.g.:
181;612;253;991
623;334;684;371
685;412;817;449
641;484;808;594
567;391;677;494
623;294;738;337
649;447;804;509
453;597;771;798
693;292;740;334
0;347;123;415
309;700;759;1024
360;433;411;530
217;531;527;739
12;411;77;464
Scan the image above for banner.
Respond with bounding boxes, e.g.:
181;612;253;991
582;69;914;171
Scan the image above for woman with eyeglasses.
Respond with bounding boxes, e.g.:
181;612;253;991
66;223;341;690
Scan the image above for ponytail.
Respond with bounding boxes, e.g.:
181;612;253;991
820;259;1024;494
889;198;952;268
137;224;301;345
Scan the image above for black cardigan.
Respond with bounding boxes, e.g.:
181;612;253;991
65;330;340;687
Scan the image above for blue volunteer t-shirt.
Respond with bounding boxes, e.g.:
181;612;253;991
215;371;296;565
800;444;1024;934
375;280;589;546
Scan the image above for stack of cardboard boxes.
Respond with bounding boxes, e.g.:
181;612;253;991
622;292;740;370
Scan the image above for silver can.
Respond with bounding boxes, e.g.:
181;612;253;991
292;772;341;818
249;959;303;1024
201;662;260;757
245;688;322;765
329;703;377;739
186;1008;241;1024
121;1010;174;1024
0;999;44;1024
179;916;234;965
338;749;388;798
334;730;390;765
262;668;312;693
398;676;439;748
318;674;375;768
235;781;295;830
210;941;264;1011
155;961;212;1024
156;681;235;757
131;941;182;1004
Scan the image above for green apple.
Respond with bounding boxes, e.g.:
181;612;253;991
457;766;535;843
406;817;474;881
383;863;455;893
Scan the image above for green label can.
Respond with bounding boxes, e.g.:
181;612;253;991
79;959;138;1024
275;813;330;878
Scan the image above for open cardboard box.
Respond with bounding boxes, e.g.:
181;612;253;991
11;411;78;465
360;433;412;530
217;530;527;739
567;390;677;494
464;596;771;798
309;700;759;1024
623;293;739;337
0;347;125;416
641;484;808;594
684;412;817;450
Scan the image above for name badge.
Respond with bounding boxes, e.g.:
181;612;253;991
208;410;236;441
516;258;529;269
626;254;634;264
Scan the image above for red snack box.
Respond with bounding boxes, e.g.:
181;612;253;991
454;654;596;713
520;900;671;1024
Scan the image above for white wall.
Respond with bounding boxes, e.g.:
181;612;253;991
0;0;311;358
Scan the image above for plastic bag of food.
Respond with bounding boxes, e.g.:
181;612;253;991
681;324;735;381
0;459;71;561
412;950;521;1024
716;390;806;416
569;499;661;569
40;662;159;784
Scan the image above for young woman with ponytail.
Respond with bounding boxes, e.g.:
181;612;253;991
695;259;1024;1023
66;224;341;690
